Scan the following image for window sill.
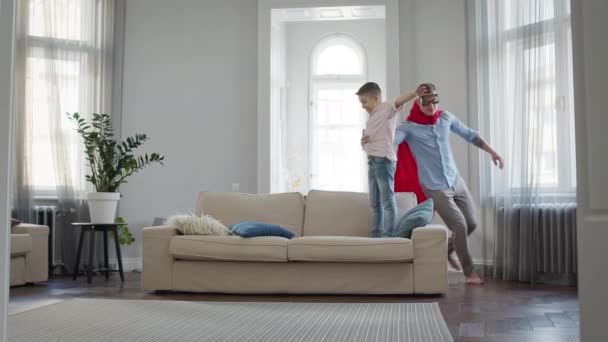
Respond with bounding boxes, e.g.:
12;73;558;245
486;192;576;205
32;195;59;201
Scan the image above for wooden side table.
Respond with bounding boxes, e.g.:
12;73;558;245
71;223;125;284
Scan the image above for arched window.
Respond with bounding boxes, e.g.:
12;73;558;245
312;36;365;76
309;35;368;192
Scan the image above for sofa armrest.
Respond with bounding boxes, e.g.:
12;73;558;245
12;224;49;283
412;225;448;294
11;223;49;236
10;234;32;256
142;225;179;291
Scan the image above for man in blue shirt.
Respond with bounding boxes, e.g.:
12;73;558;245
391;83;504;285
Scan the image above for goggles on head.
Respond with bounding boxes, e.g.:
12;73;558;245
417;93;440;106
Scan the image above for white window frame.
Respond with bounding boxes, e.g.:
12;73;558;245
310;34;367;77
468;0;576;196
17;0;105;197
308;34;367;192
504;1;573;191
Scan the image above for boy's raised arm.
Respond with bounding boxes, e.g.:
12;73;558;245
394;84;432;108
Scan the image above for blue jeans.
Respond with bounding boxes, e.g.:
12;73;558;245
368;156;397;237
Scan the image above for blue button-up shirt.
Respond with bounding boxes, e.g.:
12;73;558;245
394;111;479;190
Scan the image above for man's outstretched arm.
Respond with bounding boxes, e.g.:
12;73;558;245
472;135;504;169
449;114;504;170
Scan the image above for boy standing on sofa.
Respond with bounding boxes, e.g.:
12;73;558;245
357;82;430;237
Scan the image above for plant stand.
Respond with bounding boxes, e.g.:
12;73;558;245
72;223;125;284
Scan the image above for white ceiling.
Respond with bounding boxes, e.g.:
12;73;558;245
275;6;385;22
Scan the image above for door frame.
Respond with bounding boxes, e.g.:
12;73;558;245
257;0;400;193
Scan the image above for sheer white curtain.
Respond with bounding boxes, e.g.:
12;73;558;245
471;0;576;282
13;0;115;273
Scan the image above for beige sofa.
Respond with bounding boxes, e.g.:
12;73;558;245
142;190;448;295
10;224;49;286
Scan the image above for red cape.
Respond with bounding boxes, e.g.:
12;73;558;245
395;102;442;203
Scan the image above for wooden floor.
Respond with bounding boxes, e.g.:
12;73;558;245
9;272;579;342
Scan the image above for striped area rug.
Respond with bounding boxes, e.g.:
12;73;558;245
9;299;453;342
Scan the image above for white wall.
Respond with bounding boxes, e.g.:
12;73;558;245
284;19;386;191
0;0;15;339
399;0;469;180
119;0;258;259
571;1;608;341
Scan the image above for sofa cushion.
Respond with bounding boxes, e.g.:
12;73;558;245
230;221;295;239
393;198;434;239
169;236;288;262
10;234;32;257
303;190;418;237
287;236;413;263
166;214;231;236
196;192;305;236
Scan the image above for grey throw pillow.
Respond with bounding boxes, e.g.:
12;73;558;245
393;198;434;239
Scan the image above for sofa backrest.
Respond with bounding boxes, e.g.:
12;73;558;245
303;190;418;237
196;192;306;236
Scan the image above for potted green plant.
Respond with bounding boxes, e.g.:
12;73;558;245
68;113;165;223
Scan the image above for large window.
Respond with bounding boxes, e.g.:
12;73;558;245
309;35;367;192
481;0;575;193
26;50;83;193
506;0;574;190
16;0;114;196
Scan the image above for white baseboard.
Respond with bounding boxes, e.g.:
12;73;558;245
448;269;465;283
448;259;494;281
109;257;141;272
448;268;464;275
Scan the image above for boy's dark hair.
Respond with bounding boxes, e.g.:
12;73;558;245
356;82;382;97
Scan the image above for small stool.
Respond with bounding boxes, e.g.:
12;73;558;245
72;223;125;284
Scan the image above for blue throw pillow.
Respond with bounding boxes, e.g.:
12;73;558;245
393;198;434;239
230;221;295;239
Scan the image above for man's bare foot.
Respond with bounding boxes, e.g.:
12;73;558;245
448;253;461;271
465;273;484;285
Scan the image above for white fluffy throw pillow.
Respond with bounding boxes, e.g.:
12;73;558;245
166;214;232;236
